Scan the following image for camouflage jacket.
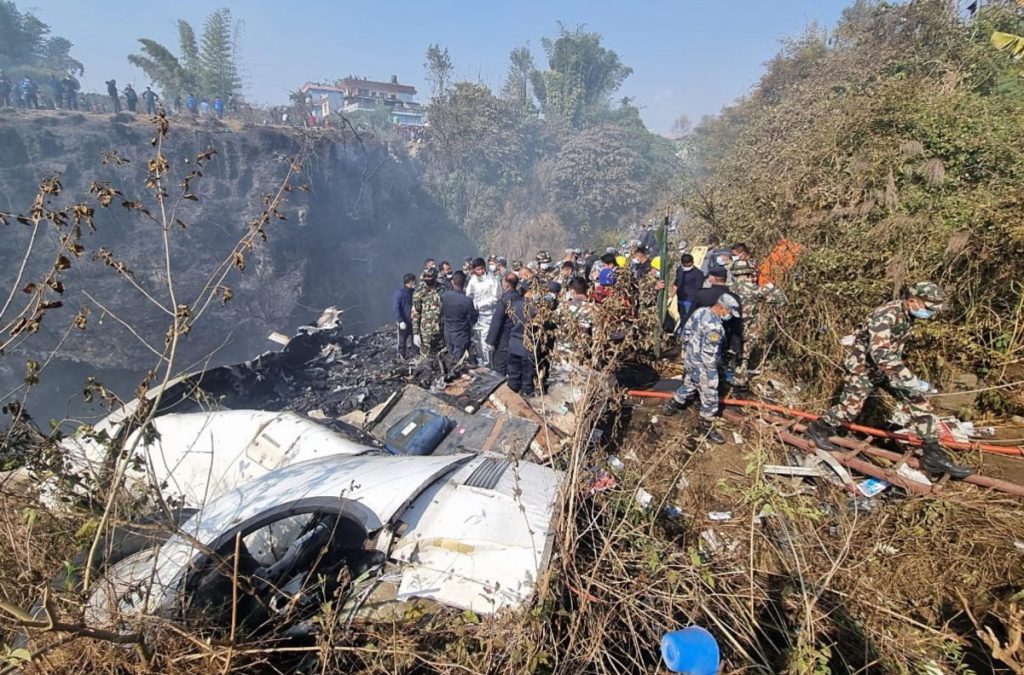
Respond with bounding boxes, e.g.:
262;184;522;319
555;297;594;355
412;283;443;337
728;279;785;321
681;307;726;370
845;299;919;396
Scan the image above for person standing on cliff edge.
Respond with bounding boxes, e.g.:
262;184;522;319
106;79;120;112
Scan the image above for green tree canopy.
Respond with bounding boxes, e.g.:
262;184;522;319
530;24;633;128
0;1;83;77
128;7;241;100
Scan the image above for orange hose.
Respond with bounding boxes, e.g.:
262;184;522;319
626;390;1024;457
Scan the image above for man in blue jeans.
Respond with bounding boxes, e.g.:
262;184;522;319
672;253;705;326
391;273;416;358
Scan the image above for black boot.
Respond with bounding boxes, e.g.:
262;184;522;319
663;397;692;416
919;441;972;479
696;418;726;445
805;419;840;451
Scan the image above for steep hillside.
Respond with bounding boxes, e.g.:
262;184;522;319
0;110;468;418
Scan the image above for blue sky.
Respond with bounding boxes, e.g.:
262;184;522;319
30;0;850;134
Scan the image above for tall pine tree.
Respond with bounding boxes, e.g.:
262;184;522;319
198;8;240;98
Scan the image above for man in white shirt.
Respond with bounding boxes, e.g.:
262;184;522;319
466;256;501;367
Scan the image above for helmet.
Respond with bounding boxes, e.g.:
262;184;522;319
731;260;756;277
716;293;740;318
421;267;438;280
497;256;508;265
536;250;552;264
907;281;945;308
598;268;617;286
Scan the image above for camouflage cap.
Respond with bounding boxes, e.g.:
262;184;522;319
908;281;945;307
716;293;740;318
511;259;522;271
536;250;552;264
497;256;508;265
731;260;756;276
421;266;438;280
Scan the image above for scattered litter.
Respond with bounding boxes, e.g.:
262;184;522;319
699;528;739;555
731;431;744;444
662;504;685;519
623;449;639;462
587;468;617;494
848;495;878;512
635;487;655;509
707;511;732;521
607;455;625;472
896;463;932;486
763;465;823;477
649;415;660;425
873;542;899;555
857;478;890;497
1015;541;1024;553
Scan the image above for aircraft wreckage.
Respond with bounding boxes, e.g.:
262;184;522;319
53;309;615;639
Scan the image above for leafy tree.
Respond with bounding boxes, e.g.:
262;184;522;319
199;8;241;98
127;39;194;99
685;0;1024;400
501;45;537;116
0;1;83;76
424;43;453;100
530;24;632;128
419;24;680;248
128;8;240;100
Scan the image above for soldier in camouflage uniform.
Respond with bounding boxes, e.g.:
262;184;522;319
729;260;785;387
535;250;554;283
662;294;741;445
412;267;444;358
805;282;972;478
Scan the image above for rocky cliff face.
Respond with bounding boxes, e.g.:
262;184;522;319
0;110;468;420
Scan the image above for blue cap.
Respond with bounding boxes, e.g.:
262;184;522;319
598;268;617;286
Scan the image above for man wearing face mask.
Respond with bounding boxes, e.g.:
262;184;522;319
412;267;445;358
487;255;500;279
671;253;705;319
438;261;454;291
805;282;972;478
662;294;741;445
466;257;501;367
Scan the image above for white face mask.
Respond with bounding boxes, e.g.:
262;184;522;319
681;265;693;271
488;264;497;272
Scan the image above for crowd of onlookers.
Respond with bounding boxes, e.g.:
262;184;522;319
391;240;777;401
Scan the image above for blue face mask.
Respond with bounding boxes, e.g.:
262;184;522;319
910;308;935;320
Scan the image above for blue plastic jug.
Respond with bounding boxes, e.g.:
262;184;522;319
661;626;720;675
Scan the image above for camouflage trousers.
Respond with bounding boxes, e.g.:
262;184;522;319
419;331;443;358
733;322;764;387
820;369;939;441
673;364;720;420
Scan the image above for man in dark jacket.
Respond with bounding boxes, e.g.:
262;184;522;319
690;266;744;374
392;273;416;358
440;271;478;363
106;79;120;112
486;272;519;376
507;279;540;396
672;253;705;320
